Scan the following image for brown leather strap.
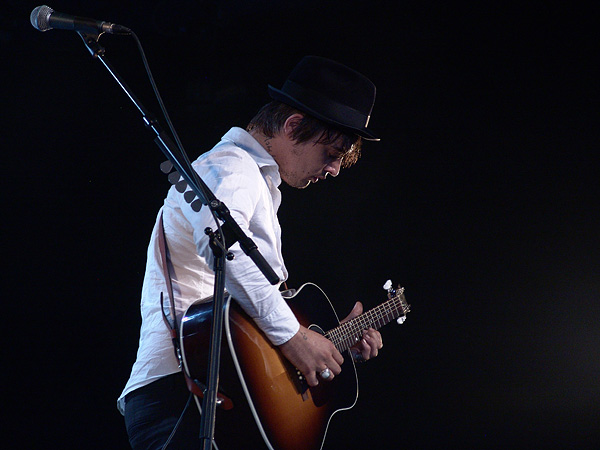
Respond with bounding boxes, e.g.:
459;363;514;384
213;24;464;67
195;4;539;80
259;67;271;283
157;211;181;364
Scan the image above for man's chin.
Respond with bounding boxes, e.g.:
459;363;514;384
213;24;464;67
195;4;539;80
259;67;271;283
289;178;312;189
282;176;312;189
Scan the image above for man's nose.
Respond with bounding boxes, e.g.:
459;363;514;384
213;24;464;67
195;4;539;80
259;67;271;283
324;159;342;177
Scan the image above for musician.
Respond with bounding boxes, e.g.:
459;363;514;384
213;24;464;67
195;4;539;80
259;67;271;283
118;56;384;449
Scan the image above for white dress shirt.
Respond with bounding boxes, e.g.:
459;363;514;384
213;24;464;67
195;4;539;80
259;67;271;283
118;127;300;412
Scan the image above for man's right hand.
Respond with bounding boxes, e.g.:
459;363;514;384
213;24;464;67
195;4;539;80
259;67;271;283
278;325;344;387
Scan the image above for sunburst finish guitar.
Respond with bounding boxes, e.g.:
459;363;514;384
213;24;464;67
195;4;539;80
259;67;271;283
180;281;410;450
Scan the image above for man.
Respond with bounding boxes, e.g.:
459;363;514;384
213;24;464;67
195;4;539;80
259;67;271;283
119;56;383;449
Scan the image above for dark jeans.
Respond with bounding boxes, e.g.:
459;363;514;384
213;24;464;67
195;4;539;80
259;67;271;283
124;372;203;450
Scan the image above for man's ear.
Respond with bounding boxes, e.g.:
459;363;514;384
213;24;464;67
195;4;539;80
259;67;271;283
282;113;304;138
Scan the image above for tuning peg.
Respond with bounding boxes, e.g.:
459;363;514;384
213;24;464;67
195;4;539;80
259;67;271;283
397;316;407;325
383;280;392;291
175;180;188;193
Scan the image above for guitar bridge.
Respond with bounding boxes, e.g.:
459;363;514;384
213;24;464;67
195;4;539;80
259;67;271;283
293;367;310;401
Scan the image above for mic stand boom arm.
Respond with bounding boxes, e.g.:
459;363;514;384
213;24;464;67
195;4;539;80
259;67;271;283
78;33;279;450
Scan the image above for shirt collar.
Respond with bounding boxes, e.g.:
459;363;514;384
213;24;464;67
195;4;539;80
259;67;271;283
220;127;281;188
221;127;276;168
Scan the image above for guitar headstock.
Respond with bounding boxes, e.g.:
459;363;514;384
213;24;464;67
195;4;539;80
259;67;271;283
383;280;410;324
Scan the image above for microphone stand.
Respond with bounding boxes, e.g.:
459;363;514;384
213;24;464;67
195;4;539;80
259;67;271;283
77;32;280;450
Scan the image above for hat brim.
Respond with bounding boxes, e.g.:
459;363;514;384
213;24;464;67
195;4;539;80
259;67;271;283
268;85;380;141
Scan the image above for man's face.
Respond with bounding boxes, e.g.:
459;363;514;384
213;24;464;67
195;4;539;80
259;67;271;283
280;139;345;189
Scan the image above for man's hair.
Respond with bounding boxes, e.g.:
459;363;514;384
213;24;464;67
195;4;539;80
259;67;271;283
247;101;362;168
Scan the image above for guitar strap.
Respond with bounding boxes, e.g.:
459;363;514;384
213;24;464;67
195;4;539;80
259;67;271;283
157;211;206;399
157;211;182;367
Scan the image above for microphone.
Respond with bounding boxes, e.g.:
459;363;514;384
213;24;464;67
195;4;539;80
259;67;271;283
30;5;130;34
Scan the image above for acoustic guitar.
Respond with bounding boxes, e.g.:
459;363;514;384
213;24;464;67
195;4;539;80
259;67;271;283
180;281;410;450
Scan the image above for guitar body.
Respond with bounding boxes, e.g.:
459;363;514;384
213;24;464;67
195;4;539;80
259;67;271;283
180;283;358;450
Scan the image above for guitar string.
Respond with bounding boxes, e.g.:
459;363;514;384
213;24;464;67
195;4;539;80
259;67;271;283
325;293;408;351
346;293;406;347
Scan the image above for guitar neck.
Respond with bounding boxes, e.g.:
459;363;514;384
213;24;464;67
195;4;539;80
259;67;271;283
325;290;409;352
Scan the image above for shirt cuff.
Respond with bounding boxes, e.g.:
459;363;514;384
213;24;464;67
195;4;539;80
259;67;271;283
252;299;300;346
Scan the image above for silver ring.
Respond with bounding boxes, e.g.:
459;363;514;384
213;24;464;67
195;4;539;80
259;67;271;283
319;368;331;379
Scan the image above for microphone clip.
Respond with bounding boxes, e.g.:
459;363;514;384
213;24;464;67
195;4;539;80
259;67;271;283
78;32;105;58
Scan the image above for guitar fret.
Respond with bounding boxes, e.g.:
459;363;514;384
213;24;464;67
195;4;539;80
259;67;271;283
328;292;408;353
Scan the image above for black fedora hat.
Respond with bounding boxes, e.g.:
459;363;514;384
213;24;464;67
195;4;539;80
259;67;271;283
268;56;379;141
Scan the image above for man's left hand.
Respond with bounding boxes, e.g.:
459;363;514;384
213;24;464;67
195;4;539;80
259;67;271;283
340;301;383;361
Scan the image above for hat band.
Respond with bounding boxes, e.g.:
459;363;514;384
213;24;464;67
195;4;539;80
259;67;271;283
281;80;370;129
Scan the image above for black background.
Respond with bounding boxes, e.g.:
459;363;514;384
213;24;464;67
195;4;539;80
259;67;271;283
4;1;599;449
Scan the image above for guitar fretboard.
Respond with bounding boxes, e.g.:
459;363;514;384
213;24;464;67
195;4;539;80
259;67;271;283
325;289;409;352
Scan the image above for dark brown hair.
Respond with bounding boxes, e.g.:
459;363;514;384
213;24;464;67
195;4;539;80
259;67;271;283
247;101;362;167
